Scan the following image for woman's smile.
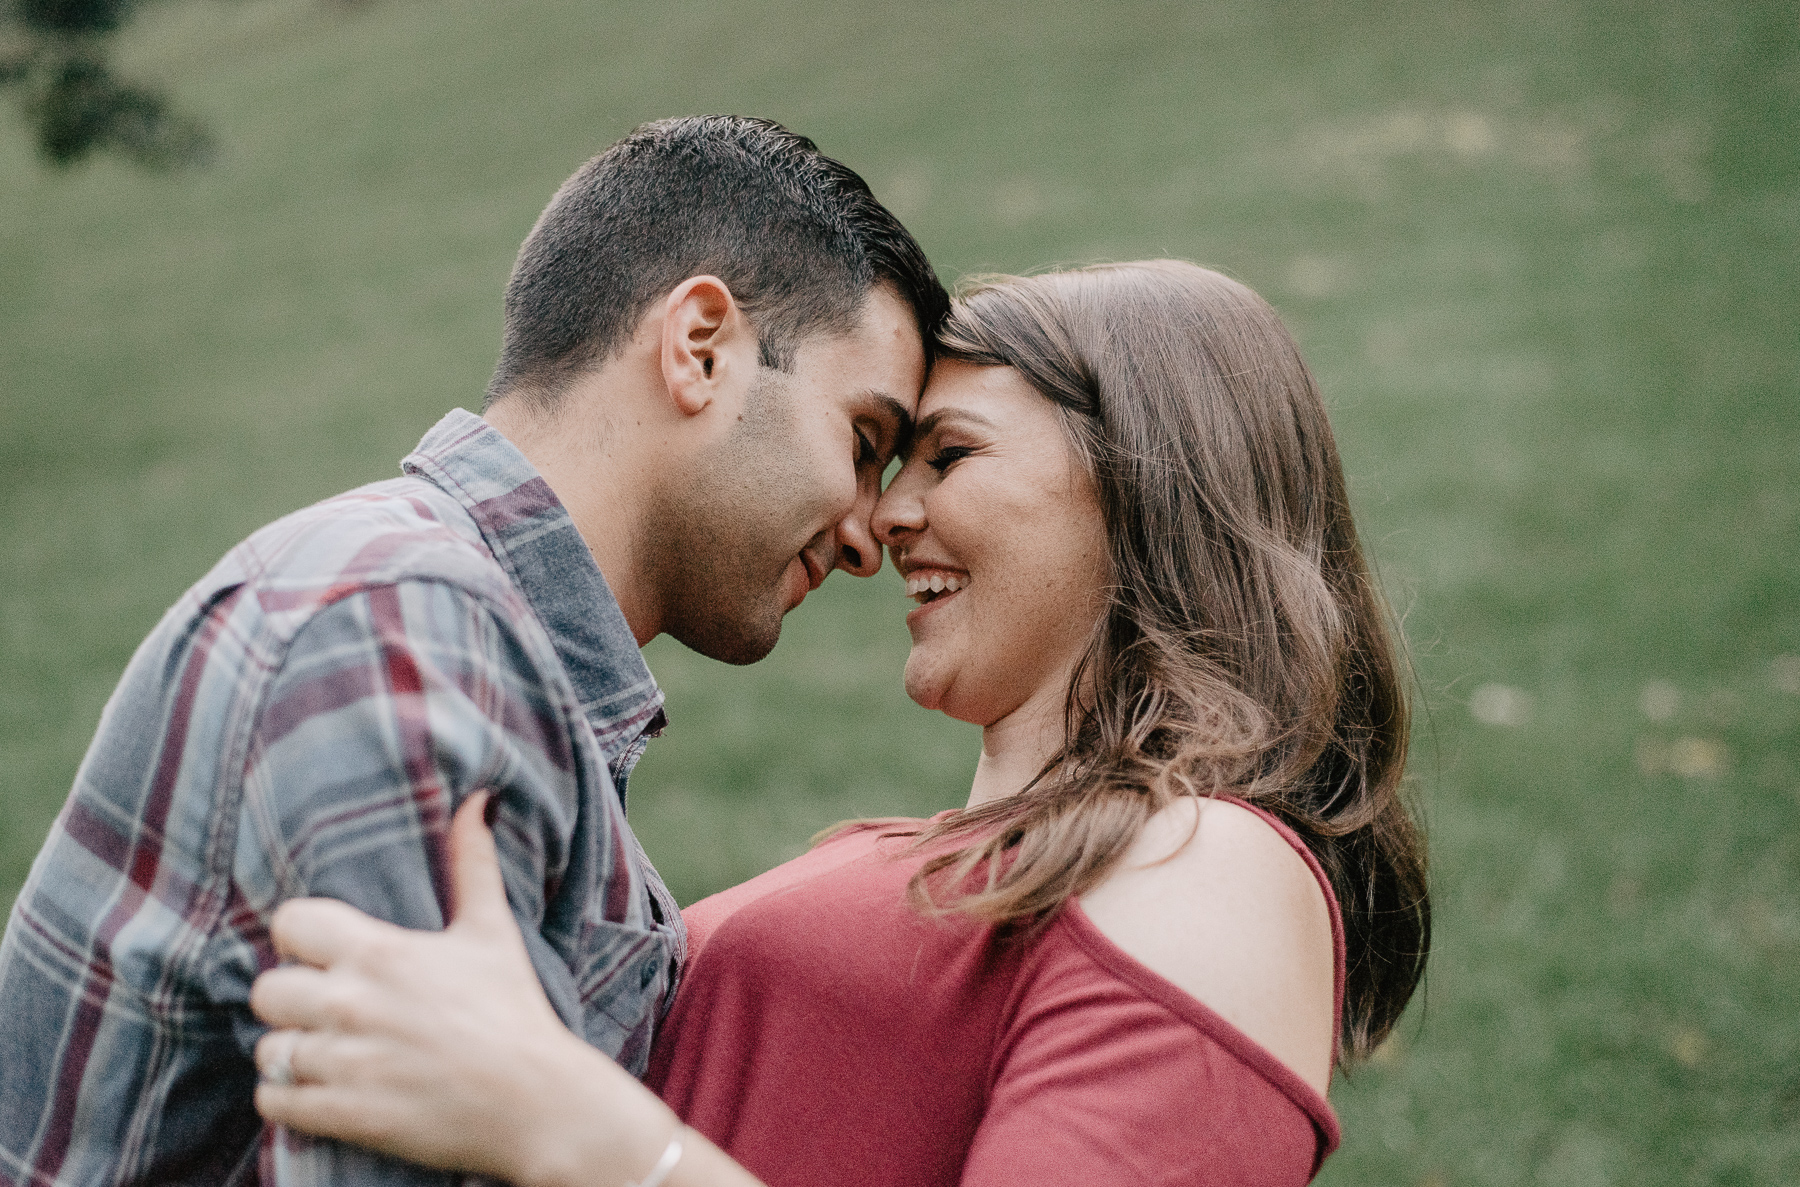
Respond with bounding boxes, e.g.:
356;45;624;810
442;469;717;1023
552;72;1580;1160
901;567;968;631
902;570;968;603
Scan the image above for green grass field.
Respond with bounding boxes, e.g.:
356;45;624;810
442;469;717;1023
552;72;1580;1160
2;1;1796;1182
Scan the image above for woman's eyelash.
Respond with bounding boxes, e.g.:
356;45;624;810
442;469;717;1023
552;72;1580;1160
857;431;878;466
927;445;974;472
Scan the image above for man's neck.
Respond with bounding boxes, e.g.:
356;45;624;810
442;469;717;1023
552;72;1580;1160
483;396;659;647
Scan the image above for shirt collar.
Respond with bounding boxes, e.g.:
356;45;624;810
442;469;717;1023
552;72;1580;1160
402;409;666;777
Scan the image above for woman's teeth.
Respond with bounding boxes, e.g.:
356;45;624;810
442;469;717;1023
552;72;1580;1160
905;573;968;604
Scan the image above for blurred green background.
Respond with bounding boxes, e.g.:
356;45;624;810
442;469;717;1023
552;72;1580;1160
2;0;1796;1182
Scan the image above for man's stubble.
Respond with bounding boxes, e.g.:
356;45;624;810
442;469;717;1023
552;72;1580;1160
643;370;819;666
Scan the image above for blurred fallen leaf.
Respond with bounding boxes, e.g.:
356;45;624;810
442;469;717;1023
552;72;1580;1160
1671;1028;1707;1068
1470;683;1531;727
1668;737;1726;779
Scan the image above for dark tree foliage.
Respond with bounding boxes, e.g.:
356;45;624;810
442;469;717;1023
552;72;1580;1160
22;0;138;34
1;0;214;169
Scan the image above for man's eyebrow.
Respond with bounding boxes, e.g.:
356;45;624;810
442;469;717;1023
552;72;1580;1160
867;392;914;450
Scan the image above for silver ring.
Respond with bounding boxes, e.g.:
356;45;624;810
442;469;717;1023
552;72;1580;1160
262;1031;297;1086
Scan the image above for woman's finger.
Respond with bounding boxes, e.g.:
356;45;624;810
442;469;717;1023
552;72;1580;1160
255;1076;396;1152
257;1027;390;1087
255;1028;305;1085
256;1076;325;1134
447;791;514;938
270;895;404;969
250;963;335;1030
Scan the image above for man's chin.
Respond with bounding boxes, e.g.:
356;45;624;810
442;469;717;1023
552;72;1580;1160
671;616;782;667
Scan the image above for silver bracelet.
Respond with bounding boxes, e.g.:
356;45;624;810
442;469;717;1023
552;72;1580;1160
626;1127;685;1187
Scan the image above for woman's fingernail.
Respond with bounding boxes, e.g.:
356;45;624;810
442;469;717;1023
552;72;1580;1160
482;792;500;828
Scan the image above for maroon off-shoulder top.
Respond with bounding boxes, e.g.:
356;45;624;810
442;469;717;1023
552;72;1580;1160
647;801;1344;1186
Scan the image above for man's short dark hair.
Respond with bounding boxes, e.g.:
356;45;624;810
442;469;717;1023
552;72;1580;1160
487;115;949;406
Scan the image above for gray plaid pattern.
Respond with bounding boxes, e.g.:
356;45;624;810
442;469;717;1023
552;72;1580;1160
0;410;682;1186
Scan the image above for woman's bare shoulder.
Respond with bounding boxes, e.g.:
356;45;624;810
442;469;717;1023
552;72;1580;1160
1077;797;1336;1094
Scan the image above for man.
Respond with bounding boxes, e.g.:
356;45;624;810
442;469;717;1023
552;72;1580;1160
0;115;946;1185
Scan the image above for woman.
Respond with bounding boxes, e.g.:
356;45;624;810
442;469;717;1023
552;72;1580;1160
251;261;1429;1187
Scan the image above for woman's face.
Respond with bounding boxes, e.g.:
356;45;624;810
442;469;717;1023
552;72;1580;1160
873;360;1112;727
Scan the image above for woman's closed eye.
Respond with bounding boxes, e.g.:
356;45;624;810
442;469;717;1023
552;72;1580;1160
857;429;880;468
927;445;975;473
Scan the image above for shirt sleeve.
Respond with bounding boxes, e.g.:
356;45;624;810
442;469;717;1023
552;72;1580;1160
957;981;1327;1187
233;579;605;1187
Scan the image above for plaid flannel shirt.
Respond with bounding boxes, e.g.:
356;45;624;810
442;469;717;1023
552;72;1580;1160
0;409;685;1186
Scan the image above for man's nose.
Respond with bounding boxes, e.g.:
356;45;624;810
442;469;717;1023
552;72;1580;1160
872;469;924;550
829;466;889;578
833;506;882;578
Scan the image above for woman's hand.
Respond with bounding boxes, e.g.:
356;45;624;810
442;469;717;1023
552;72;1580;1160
251;792;674;1187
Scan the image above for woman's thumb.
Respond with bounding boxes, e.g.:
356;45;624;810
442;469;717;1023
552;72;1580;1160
448;791;513;935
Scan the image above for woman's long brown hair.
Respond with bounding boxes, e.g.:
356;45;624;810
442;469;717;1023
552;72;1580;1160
895;260;1428;1063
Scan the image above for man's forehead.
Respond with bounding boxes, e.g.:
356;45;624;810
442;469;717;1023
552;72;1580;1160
851;284;927;380
811;340;923;408
791;287;927;418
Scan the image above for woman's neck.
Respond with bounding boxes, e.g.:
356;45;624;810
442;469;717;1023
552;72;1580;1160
966;682;1070;809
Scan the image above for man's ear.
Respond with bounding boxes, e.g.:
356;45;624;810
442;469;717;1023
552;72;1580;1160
661;276;754;417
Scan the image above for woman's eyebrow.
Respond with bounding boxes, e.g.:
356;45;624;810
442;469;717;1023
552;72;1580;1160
911;407;998;439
